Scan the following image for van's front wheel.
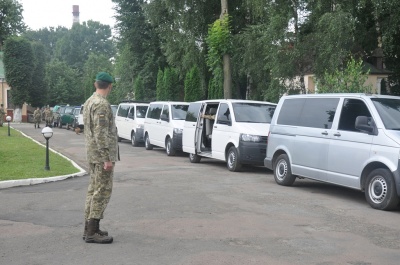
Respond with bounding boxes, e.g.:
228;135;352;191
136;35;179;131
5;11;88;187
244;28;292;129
145;134;153;150
273;154;296;186
365;168;399;210
131;131;139;147
227;146;242;172
166;138;176;156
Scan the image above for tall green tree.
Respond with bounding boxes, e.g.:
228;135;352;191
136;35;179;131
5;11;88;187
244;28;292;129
112;44;135;103
55;21;114;71
184;66;202;102
113;0;165;99
316;57;372;93
156;69;165;100
163;67;180;101
3;36;34;107
0;0;25;48
45;60;81;106
30;41;47;107
23;26;69;61
134;75;145;100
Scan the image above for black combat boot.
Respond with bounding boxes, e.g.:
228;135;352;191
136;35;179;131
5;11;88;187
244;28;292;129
85;219;113;244
82;219;109;240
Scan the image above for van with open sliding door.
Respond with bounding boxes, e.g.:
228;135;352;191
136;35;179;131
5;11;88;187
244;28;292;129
182;99;276;172
265;93;400;210
144;101;190;156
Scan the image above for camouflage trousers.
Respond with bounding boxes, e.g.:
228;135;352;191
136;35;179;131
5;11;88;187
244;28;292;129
85;163;114;220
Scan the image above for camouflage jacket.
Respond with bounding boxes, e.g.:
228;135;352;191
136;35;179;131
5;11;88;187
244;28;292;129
83;92;118;163
33;109;41;119
44;109;53;119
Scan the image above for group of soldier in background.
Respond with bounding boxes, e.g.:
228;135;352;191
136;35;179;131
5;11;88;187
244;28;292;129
33;106;54;129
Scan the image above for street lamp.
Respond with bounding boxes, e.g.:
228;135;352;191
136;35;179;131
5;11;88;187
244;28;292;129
6;116;11;136
41;126;53;170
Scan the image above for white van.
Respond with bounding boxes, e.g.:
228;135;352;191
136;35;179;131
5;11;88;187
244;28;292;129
182;99;276;171
265;93;400;210
144;101;189;155
115;102;149;146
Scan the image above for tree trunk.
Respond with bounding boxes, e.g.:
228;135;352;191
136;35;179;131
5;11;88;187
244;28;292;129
221;0;232;99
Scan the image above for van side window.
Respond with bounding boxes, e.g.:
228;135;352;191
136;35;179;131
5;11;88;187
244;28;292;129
338;99;372;132
299;98;339;129
277;98;305;125
147;104;163;119
128;106;135;119
186;103;201;122
117;104;129;118
216;103;231;124
162;105;169;118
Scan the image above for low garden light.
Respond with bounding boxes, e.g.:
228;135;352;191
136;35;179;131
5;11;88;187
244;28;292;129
41;126;54;170
6;116;11;136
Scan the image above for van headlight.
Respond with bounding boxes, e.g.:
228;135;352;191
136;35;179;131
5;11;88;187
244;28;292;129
137;124;144;129
174;128;183;134
240;133;261;142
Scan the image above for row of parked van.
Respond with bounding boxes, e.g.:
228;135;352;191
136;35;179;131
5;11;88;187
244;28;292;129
115;94;400;211
115;99;276;172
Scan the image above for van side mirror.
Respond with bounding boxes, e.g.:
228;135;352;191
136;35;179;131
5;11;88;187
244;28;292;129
128;113;134;119
355;116;376;134
160;114;169;122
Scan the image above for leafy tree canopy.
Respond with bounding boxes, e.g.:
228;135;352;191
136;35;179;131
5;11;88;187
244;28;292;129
0;0;26;47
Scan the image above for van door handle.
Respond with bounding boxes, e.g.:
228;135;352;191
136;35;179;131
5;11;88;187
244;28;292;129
321;131;328;135
333;132;341;137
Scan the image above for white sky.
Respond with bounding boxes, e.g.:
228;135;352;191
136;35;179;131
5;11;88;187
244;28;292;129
18;0;116;30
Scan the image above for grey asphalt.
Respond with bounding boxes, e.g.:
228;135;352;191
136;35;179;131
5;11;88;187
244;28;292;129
1;123;400;265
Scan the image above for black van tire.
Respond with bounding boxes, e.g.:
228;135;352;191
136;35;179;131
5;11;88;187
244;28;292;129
131;131;139;147
365;168;399;210
145;134;153;150
227;146;242;172
189;153;201;163
273;154;296;186
166;138;176;156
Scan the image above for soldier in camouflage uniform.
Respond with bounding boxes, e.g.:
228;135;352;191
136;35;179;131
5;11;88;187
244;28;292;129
83;72;118;244
33;107;41;129
44;107;53;127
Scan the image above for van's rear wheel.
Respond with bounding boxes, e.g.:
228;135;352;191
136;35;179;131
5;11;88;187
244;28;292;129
131;131;139;147
273;154;296;186
189;153;201;163
227;146;242;172
166;138;176;156
365;168;399;210
145;134;153;150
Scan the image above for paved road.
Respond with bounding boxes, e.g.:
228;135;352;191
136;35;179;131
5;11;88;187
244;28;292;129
1;123;400;265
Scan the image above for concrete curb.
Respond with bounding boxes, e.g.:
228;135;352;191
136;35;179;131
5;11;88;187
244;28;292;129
0;126;87;189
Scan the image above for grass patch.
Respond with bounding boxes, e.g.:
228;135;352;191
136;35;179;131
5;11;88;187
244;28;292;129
0;126;80;181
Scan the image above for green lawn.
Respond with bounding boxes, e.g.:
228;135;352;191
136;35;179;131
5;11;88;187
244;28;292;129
0;125;80;181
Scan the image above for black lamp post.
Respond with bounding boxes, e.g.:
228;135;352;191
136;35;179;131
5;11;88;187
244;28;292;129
6;116;11;136
41;126;53;170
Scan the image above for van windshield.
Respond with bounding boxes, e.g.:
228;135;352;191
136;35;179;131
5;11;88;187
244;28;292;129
232;103;276;123
172;104;189;120
372;98;400;130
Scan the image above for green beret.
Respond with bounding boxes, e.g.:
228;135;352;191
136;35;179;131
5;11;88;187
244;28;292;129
95;72;114;83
